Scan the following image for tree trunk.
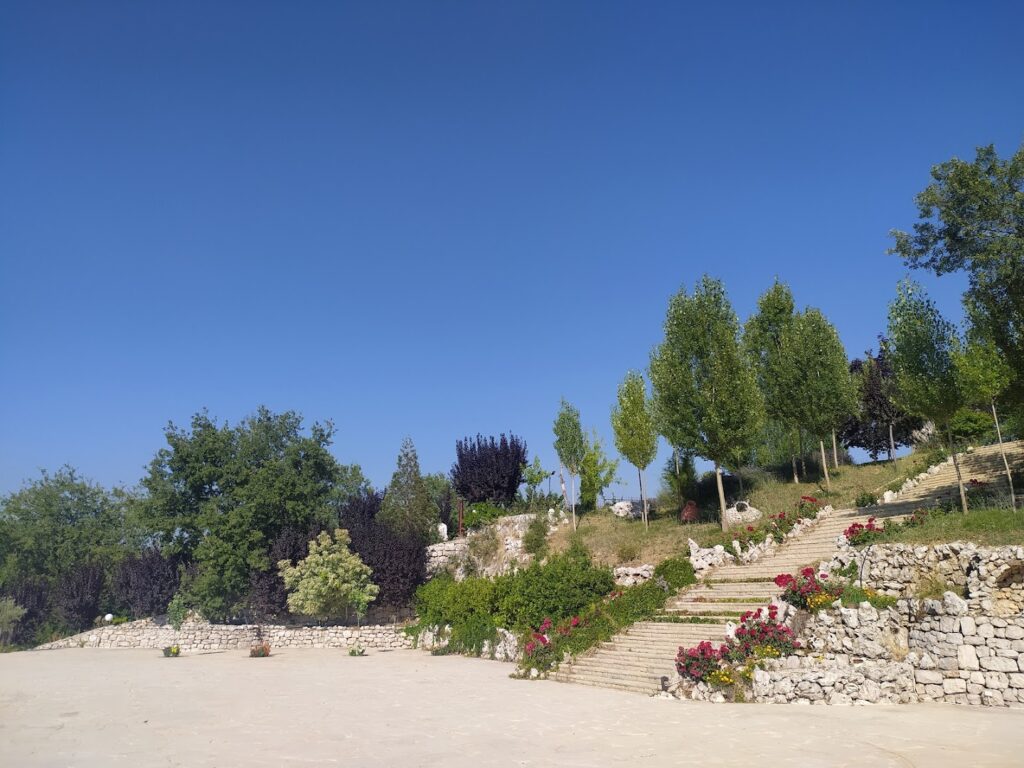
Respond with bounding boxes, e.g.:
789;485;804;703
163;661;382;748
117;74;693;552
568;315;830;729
799;430;807;478
947;423;969;515
819;439;831;493
992;399;1017;511
715;463;728;531
570;473;577;531
638;466;649;529
791;429;799;483
888;423;896;463
831;430;840;470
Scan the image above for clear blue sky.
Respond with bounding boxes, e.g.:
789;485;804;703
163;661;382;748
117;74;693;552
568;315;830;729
2;2;1023;498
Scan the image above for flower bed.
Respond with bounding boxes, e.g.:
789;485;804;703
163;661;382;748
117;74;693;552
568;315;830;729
774;568;840;610
675;605;799;698
844;516;886;546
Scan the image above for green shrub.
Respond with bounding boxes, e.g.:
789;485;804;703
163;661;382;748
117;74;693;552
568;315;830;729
839;584;898;610
166;594;189;631
0;598;27;646
653;557;696;590
467;527;500;564
413;575;498;655
522;514;550;558
854;490;877;508
463;502;506;530
493;546;614;630
615;540;641;563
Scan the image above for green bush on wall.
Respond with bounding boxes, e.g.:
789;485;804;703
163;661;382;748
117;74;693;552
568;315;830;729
653;556;696;590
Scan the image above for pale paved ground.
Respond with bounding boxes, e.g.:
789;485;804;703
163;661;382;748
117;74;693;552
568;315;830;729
2;649;1023;767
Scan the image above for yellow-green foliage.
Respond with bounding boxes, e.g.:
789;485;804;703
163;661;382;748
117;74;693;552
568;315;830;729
278;529;379;621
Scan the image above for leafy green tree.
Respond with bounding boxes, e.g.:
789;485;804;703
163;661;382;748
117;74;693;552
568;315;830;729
610;371;658;527
578;432;619;513
650;276;765;529
891;142;1024;402
139;407;340;621
278;529;379;622
0;467;131;590
553;399;586;530
743;281;799;480
954;337;1016;509
887;280;969;513
379;438;438;542
770;309;856;491
333;464;372;507
521;456;552;506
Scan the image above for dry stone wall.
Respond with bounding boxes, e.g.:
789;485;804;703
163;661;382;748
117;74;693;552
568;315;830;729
35;617;413;652
749;545;1024;707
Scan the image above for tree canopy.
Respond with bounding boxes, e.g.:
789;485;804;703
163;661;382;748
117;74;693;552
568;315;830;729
887;280;969;512
278;528;378;622
891;142;1024;401
610;371;658;525
650;276;764;526
379;438;438;543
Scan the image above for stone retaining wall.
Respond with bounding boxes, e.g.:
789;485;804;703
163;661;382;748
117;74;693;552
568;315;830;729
683;545;1024;707
35;617;413;652
830;543;1024;610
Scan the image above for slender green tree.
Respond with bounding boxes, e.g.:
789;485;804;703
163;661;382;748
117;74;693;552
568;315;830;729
770;309;856;492
953;337;1016;509
379;438;438;542
611;371;659;528
743;281;799;480
579;432;619;513
650;276;765;529
887;280;969;514
553;399;586;531
891;142;1024;402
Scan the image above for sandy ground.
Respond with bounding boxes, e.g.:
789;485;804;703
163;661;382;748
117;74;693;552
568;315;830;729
1;649;1022;767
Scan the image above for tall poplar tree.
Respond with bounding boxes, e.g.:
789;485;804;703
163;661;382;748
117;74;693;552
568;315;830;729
743;281;798;480
553;399;586;531
611;371;658;528
650;276;764;530
953;337;1016;510
768;309;856;490
887;280;969;514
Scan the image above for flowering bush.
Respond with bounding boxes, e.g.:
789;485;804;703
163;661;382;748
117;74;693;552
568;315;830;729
797;495;821;517
675;606;799;689
724;605;799;662
161;645;180;657
675;640;727;682
774;567;840;610
843;516;885;546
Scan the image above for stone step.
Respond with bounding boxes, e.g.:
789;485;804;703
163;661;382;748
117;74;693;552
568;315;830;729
568;656;675;675
618;625;725;637
551;673;658;695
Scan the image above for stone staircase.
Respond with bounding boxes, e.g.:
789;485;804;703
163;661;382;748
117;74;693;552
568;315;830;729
876;440;1022;511
553;442;1023;696
552;509;884;694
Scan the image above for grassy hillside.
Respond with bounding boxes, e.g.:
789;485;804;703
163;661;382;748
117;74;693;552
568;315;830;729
549;450;943;568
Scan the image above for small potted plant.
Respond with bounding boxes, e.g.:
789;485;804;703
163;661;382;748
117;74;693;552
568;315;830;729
162;645;180;657
249;640;271;658
348;645;366;657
